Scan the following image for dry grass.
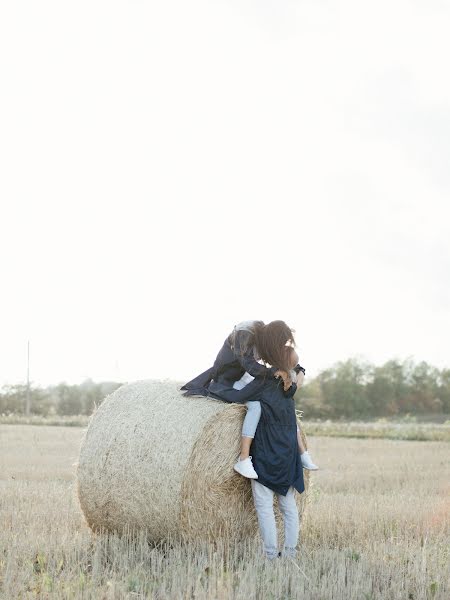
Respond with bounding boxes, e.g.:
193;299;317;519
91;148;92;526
304;420;450;442
2;413;449;442
1;424;449;599
77;381;310;541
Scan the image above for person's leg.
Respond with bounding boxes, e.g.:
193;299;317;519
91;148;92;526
297;424;319;470
241;401;261;459
181;338;234;393
234;401;261;478
251;480;278;559
277;487;299;557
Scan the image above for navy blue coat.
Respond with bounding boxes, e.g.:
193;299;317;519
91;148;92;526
181;329;305;396
208;376;305;497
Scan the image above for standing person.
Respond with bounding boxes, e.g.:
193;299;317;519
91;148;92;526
181;320;318;475
204;346;307;560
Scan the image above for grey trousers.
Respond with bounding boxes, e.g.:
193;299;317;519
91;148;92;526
251;480;299;559
242;401;262;438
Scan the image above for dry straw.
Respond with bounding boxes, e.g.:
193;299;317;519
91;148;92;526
77;380;310;542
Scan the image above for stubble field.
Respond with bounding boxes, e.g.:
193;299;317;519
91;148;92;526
1;425;449;599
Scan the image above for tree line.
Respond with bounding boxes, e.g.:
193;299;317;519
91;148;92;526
1;358;449;419
296;358;450;419
0;379;122;416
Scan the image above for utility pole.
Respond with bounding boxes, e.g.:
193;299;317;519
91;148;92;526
25;340;30;416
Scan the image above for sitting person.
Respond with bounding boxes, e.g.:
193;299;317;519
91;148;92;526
181;320;318;476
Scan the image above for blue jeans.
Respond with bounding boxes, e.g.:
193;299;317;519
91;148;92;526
251;480;299;559
242;401;261;438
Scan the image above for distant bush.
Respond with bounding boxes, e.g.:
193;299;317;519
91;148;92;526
296;358;450;419
2;357;450;420
0;379;122;417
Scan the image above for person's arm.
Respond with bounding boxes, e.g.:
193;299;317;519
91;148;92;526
296;371;305;387
283;382;297;398
294;364;306;376
289;365;305;387
208;376;266;404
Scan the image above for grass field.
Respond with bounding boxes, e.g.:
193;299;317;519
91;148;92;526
1;414;449;442
1;425;449;599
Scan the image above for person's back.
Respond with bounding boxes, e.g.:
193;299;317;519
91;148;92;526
251;376;304;496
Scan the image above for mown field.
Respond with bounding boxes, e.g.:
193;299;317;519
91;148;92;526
1;425;449;599
1;415;449;442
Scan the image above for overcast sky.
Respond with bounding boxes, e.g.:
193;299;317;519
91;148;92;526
1;0;449;387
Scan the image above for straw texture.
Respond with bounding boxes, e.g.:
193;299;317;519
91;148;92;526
77;380;310;542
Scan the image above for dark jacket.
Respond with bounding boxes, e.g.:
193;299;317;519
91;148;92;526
207;375;305;497
181;323;305;396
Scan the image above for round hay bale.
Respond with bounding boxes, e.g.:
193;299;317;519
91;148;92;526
77;380;310;542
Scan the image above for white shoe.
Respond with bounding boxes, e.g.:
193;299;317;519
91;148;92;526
301;451;319;470
234;456;258;479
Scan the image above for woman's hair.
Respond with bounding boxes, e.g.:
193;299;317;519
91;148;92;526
253;320;296;373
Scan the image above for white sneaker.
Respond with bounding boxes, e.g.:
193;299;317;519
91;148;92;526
301;451;319;470
234;456;258;479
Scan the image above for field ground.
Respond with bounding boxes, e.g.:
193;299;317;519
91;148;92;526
1;415;449;441
1;425;449;599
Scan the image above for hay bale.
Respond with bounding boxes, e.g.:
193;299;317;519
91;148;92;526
77;380;310;542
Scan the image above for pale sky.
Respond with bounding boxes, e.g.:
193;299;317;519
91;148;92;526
1;1;449;387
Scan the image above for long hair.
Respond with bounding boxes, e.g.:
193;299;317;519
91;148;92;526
253;320;296;373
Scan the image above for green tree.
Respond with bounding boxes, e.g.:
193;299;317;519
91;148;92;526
438;369;450;413
0;384;52;415
56;383;83;415
366;359;410;416
317;358;372;418
409;361;441;413
295;378;333;418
